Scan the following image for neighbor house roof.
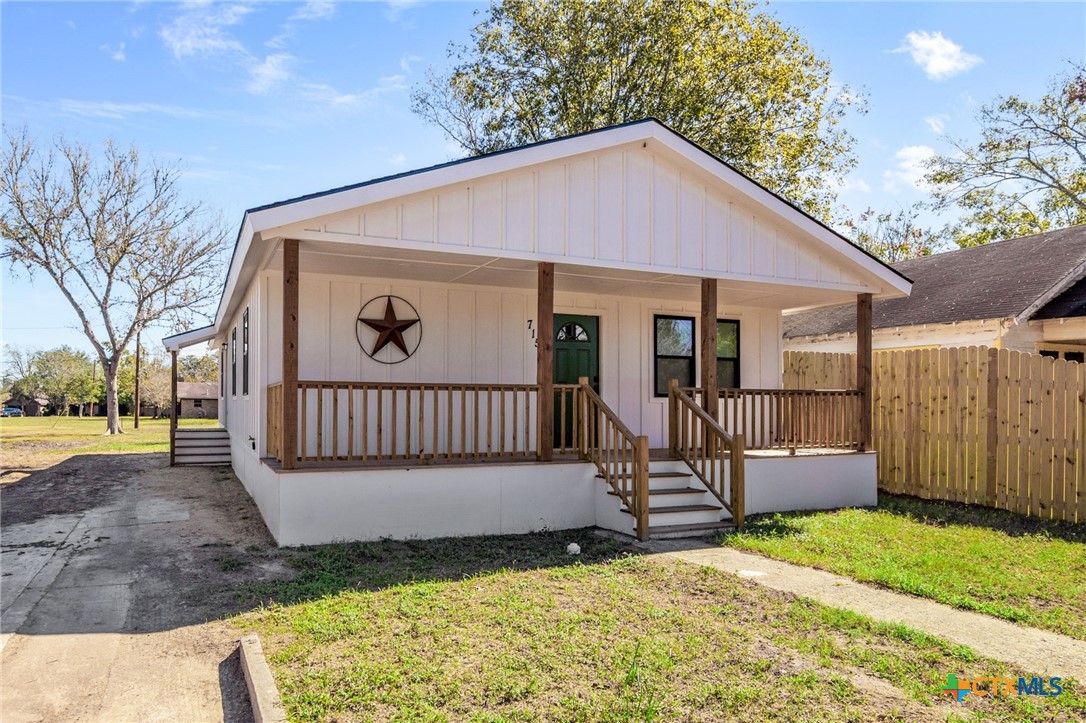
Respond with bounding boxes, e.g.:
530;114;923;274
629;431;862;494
783;225;1086;339
176;382;218;400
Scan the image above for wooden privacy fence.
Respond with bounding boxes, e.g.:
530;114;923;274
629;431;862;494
784;347;1085;524
783;350;857;390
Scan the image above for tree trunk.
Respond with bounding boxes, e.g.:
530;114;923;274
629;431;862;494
104;367;123;434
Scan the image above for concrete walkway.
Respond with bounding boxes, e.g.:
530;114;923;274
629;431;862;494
648;540;1086;683
1;455;275;723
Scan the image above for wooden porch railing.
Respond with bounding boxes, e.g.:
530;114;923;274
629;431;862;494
267;381;588;463
682;387;864;451
579;379;650;540
669;381;744;526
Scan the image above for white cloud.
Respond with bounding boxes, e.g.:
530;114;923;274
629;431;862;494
247;54;293;94
159;3;252;59
924;114;949;135
291;1;335;21
300;74;407;108
399;54;422;74
839;176;872;193
101;42;126;61
883;145;936;192
387;152;407;166
894;31;982;80
54;99;213;120
385;0;422;23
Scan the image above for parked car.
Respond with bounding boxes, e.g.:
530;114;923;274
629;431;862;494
1;407;24;417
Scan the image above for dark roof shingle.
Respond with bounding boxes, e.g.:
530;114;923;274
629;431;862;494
783;225;1086;339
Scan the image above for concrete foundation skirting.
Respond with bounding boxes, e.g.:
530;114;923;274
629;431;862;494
238;634;288;723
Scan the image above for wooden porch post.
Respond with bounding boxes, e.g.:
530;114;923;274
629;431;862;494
700;278;718;419
856;293;873;451
169;350;177;466
282;239;300;470
537;262;555;461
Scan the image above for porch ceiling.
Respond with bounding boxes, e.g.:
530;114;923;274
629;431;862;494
265;239;866;310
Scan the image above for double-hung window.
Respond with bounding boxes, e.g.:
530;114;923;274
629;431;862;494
716;319;740;388
242;308;250;395
231;327;237;397
654;315;695;396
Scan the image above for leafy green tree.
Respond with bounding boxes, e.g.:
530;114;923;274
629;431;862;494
842;204;937;264
926;64;1086;247
2;345;42;407
33;346;98;416
179;352;219;383
413;0;862;219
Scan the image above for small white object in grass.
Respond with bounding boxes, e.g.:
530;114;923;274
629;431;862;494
566;543;581;555
737;569;766;577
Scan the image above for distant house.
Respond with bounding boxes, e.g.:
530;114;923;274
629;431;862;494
177;382;218;419
3;396;48;416
784;225;1086;361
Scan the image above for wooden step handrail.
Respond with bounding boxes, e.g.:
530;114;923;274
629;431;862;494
578;377;650;540
669;379;745;526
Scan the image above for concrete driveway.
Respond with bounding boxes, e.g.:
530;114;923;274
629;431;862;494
1;454;289;722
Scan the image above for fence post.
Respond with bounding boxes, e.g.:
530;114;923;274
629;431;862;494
668;379;679;458
731;433;745;527
985;347;1000;507
636;435;650;541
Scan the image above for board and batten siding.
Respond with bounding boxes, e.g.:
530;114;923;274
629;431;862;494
258;270;781;452
294;145;868;290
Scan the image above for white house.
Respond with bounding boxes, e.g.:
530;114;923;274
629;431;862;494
164;120;911;546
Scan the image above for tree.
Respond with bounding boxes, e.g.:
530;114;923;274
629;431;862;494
842;204;937;264
140;356;174;418
2;344;42;406
178;352;219;383
0;129;227;433
926;64;1086;247
412;0;862;219
21;346;98;416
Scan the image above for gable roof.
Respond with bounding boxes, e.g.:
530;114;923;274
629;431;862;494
783;225;1086;339
177;382;218;399
195;119;912;349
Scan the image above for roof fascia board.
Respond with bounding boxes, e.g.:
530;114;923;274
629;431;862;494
645;125;911;297
1016;258;1086;322
162;324;217;352
247;124;652;235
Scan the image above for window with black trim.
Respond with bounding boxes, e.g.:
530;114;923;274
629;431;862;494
716;319;740;389
654;315;694;396
193;399;203;408
242;307;250;395
220;347;226;397
231;327;237;397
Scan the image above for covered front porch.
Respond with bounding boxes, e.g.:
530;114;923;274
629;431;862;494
256;237;876;540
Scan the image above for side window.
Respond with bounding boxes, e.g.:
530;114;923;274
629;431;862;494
654;315;695;396
242;307;250;395
231;327;237;397
716;319;740;388
220;347;226;397
193;399;203;408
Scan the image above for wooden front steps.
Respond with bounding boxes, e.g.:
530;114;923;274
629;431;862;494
604;459;731;537
174;427;231;466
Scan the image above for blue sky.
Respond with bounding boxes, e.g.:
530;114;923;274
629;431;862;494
2;0;1084;357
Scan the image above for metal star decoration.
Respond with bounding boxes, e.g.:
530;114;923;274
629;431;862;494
359;297;420;357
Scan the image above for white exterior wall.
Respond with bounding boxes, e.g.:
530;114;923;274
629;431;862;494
287;144;872;293
258;270;782;450
218;277;264;465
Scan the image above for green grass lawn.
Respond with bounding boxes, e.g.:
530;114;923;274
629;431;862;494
724;493;1086;641
0;414;218;458
233;532;1083;722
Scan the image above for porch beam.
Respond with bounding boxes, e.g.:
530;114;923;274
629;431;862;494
700;278;718;419
856;293;873;451
169;350;177;466
537;262;555;461
282;239;300;469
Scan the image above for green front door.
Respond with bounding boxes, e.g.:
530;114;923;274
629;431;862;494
554;314;599;446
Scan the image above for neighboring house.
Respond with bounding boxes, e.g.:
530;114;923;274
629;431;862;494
3;397;48;416
784;225;1086;361
177;382;219;419
163;119;910;546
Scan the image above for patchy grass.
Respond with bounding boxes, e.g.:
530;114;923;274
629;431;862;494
0;415;217;467
232;531;1083;722
723;493;1086;640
